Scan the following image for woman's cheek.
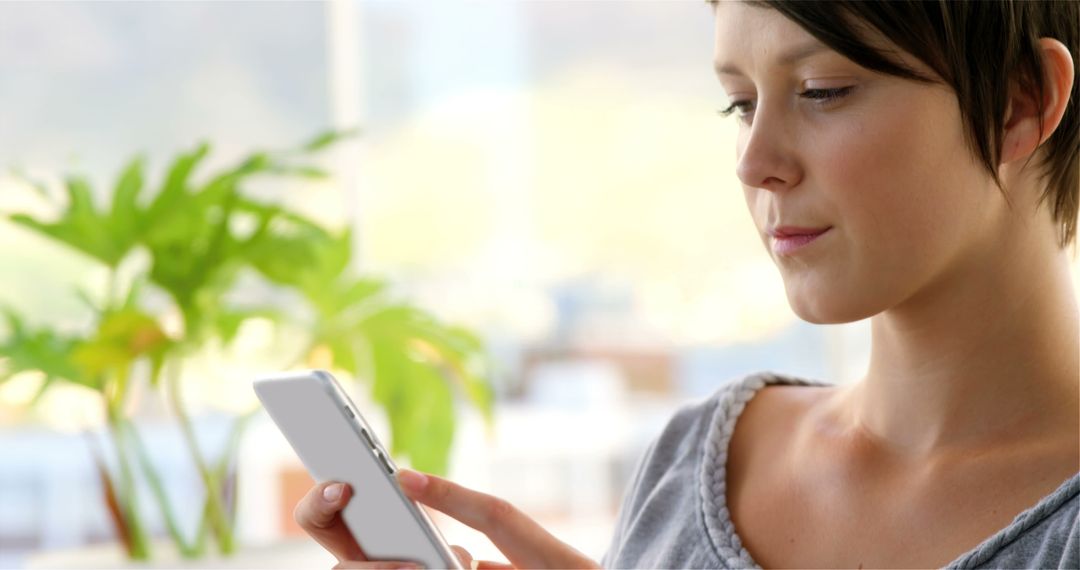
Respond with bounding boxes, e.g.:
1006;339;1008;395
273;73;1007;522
793;108;940;319
834;90;978;312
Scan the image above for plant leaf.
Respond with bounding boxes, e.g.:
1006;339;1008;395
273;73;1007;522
109;157;145;249
71;309;171;381
399;357;455;475
0;307;101;392
142;142;210;237
66;176;123;265
8;174;127;267
301;128;360;152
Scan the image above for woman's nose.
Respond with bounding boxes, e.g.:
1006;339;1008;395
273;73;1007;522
734;113;802;192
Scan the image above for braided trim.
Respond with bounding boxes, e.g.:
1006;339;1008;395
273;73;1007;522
944;472;1079;568
699;372;834;569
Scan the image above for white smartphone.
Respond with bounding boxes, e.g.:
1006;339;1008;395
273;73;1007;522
253;369;464;570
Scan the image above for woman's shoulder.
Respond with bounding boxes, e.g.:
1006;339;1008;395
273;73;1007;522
600;371;835;569
666;371;833;431
639;371;835;471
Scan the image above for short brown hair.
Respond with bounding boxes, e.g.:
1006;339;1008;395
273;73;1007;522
711;1;1079;248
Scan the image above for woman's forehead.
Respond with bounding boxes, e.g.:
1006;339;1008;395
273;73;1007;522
712;2;829;76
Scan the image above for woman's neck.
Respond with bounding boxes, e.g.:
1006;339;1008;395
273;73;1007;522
851;230;1078;459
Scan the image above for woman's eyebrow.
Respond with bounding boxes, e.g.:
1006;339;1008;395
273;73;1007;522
714;41;830;77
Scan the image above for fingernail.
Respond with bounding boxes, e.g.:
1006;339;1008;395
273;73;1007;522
323;483;343;503
396;469;429;493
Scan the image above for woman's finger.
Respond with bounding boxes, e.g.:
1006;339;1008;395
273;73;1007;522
450;545;474;568
395;470;598;569
474;561;516;570
450;544;515;570
295;481;367;563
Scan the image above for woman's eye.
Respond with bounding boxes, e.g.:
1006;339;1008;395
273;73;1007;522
717;86;854;124
798;86;855;102
718;100;755;120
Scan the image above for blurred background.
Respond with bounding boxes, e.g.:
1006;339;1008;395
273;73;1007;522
1;1;1077;569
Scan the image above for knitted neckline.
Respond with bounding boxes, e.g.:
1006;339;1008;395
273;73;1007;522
699;372;832;568
698;372;1080;570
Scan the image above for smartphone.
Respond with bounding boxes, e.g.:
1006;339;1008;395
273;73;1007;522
254;369;464;570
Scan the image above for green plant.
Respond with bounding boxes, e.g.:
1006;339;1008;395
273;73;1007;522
0;132;494;560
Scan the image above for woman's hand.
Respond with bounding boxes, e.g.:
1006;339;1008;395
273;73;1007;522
294;469;600;570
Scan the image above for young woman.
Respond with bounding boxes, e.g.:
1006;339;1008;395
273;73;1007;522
295;1;1079;568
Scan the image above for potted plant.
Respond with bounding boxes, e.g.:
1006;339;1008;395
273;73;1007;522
0;131;494;561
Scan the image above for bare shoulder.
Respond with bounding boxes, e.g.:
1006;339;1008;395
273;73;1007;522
723;382;1080;569
729;383;834;446
726;383;835;488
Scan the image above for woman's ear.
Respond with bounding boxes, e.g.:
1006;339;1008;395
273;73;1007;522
999;38;1074;165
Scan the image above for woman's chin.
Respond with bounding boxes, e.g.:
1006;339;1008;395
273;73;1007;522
785;283;881;325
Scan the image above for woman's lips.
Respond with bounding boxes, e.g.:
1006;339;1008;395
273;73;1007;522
768;226;832;255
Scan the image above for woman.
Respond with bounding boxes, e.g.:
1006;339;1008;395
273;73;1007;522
295;1;1079;568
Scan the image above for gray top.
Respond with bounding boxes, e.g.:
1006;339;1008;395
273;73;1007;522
601;372;1080;569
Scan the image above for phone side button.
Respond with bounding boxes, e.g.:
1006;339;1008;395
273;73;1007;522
375;451;395;475
360;428;377;450
344;406;355;418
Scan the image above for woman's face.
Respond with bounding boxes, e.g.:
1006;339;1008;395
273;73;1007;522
714;3;1009;324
